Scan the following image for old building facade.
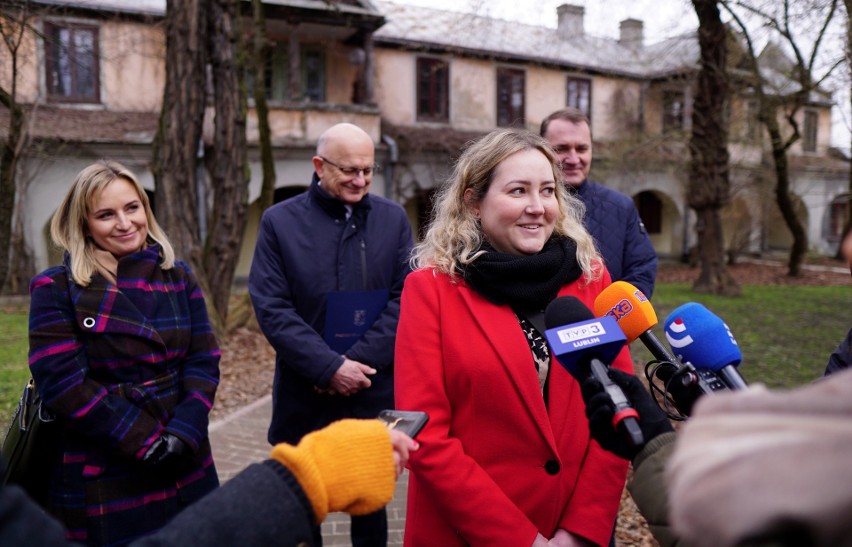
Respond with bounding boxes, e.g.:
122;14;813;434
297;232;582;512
1;0;848;282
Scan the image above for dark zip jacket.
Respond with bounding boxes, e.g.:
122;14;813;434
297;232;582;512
574;179;658;298
249;174;414;444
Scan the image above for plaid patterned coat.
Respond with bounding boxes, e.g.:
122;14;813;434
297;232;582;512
28;245;220;546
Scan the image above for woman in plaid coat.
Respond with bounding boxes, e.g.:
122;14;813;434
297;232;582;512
28;161;220;546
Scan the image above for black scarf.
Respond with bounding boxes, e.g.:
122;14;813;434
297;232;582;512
459;237;582;311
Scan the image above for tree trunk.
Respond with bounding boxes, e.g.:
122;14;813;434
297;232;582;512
763;107;808;276
689;0;740;295
151;0;207;277
204;0;248;324
840;0;852;257
252;0;276;214
0;92;22;293
692;208;740;294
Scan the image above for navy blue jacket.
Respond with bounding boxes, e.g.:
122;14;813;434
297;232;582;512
574;180;658;298
249;174;414;444
824;328;852;377
0;459;315;546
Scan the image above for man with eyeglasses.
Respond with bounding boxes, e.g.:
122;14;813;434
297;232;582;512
249;122;414;547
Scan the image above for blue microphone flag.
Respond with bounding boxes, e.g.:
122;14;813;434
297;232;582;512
545;315;627;379
663;302;742;372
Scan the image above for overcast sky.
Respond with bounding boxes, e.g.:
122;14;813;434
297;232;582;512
386;0;850;149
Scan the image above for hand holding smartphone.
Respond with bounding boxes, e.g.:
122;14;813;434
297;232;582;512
377;410;429;439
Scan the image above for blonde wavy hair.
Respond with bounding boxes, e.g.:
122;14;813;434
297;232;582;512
411;128;601;282
50;160;175;286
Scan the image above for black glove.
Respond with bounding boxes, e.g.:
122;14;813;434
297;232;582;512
142;432;190;468
581;368;674;461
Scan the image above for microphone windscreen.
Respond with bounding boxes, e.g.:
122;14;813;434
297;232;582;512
593;281;657;342
663;303;742;371
544;296;627;379
544;295;594;329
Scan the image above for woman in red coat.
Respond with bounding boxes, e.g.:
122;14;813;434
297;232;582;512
395;129;632;547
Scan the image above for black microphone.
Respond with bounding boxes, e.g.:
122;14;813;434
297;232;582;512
543;296;644;448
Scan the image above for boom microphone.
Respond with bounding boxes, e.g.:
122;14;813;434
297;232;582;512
664;303;749;391
544;296;644;448
594;282;726;416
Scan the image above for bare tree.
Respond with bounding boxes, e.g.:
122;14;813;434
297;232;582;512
689;0;741;295
0;3;32;293
204;0;248;323
151;0;249;331
151;0;206;275
722;0;843;276
251;0;276;214
842;0;852;254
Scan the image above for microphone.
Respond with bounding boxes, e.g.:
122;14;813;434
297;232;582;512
594;281;726;416
594;281;680;363
544;296;644;448
663;303;749;391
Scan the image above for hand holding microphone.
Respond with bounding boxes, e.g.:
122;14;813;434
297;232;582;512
580;368;674;460
544;296;644;448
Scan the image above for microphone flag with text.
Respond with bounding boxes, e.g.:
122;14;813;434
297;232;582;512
594;281;727;417
544;296;644;448
663;302;748;391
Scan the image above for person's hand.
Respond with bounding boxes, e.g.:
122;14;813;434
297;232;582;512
388;430;419;478
328;358;376;396
580;368;674;460
142;432;189;467
549;529;595;547
270;419;397;523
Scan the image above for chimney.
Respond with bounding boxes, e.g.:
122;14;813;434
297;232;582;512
619;18;644;47
557;4;584;39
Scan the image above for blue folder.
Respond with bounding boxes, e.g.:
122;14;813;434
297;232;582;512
324;289;389;354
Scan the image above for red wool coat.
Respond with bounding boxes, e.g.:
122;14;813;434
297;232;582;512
395;267;631;547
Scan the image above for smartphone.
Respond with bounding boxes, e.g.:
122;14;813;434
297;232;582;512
377;410;429;439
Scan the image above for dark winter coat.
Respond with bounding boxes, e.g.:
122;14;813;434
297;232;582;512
28;245;220;546
0;458;315;547
824;328;852;377
574;179;658;298
249;174;414;444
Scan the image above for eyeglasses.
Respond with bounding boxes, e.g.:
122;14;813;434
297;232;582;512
319;156;379;177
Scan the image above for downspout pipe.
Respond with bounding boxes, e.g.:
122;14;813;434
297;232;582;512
382;134;399;201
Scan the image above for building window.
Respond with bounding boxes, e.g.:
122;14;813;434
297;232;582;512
44;22;99;103
260;43;325;102
497;68;525;127
829;195;849;240
301;47;325;102
566;77;591;119
416;57;449;122
743;99;760;142
662;90;685;133
803;109;818;152
635;191;662;234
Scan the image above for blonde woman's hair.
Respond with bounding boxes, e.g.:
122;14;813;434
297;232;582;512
411;128;601;282
50;160;175;286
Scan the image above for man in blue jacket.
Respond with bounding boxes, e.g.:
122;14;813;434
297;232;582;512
541;108;658;297
249;122;414;546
